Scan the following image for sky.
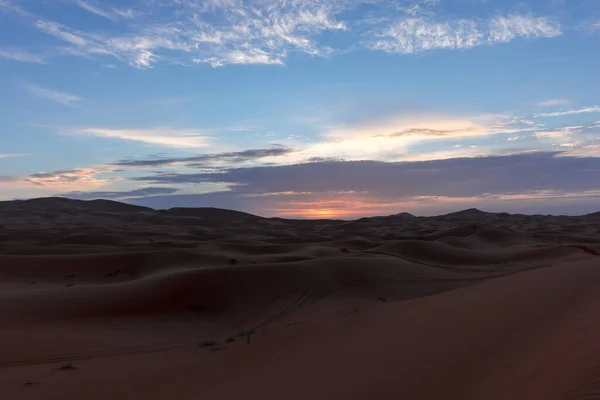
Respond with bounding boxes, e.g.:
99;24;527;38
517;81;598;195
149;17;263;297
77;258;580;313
1;0;600;219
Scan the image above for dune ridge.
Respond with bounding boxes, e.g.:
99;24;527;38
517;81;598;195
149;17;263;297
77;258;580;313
1;198;599;399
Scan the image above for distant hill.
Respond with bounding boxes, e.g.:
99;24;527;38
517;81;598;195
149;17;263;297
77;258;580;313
439;208;494;218
0;198;597;222
165;207;261;219
160;206;268;225
389;212;417;218
0;197;152;214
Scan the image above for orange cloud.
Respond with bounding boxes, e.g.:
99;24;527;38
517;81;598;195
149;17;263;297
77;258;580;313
1;166;118;200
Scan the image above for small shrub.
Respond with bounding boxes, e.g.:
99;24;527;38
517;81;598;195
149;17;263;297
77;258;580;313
239;329;256;344
57;363;77;371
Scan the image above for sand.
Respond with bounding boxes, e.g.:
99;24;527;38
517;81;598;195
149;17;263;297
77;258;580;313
1;198;599;399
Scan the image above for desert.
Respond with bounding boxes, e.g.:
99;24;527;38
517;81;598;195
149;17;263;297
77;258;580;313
1;197;599;399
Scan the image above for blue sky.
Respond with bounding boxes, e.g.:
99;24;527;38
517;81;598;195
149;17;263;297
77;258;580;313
1;0;600;218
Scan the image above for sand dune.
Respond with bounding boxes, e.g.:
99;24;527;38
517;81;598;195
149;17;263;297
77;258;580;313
0;198;599;399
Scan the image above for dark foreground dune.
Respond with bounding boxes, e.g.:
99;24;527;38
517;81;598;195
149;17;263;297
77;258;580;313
1;198;599;399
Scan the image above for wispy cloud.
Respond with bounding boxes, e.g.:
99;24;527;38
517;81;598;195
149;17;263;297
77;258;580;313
578;20;600;35
533;120;600;154
72;0;136;22
374;127;478;138
0;153;30;159
535;125;584;140
35;20;89;47
0;0;30;17
113;8;137;19
534;106;600;117
2;1;565;68
488;14;561;42
25;1;347;68
25;166;115;192
0;49;45;64
66;127;212;148
24;83;82;106
73;0;114;21
60;187;179;200
368;14;561;54
114;147;294;168
538;99;571;107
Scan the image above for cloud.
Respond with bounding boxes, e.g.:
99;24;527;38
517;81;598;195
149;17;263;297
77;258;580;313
131;152;600;198
2;166;123;200
326;114;486;139
0;49;45;63
280;113;540;163
60;187;179;200
24;83;82;106
73;0;115;21
578;20;600;35
531;120;600;156
0;0;30;17
113;8;137;19
0;166;117;200
534;106;600;117
11;149;600;217
26;1;347;68
3;1;564;68
538;99;571;107
374;127;478;138
72;0;137;22
367;14;561;54
487;14;561;42
65;127;212;148
26;166;114;190
0;153;30;159
125;152;600;217
32;19;176;68
114;146;295;168
35;20;89;47
535;125;584;139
